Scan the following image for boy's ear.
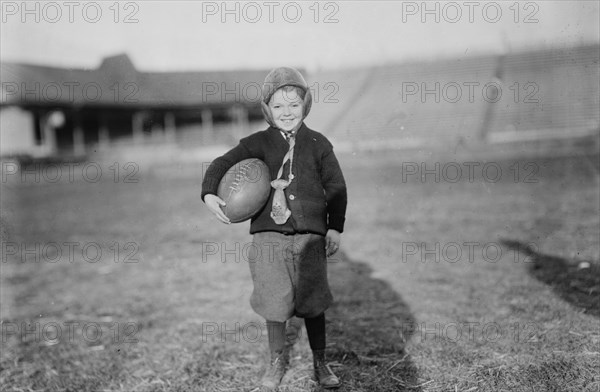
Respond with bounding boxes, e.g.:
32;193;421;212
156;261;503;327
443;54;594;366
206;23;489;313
261;101;275;127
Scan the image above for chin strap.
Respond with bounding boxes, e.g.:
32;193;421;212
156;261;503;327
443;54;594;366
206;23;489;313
270;136;295;225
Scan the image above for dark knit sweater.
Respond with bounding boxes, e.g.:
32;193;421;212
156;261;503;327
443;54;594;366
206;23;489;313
201;123;347;235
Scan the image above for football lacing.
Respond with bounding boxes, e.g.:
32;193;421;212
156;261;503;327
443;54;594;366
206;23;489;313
229;163;250;192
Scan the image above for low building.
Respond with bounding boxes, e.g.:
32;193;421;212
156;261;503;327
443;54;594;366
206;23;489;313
1;54;268;158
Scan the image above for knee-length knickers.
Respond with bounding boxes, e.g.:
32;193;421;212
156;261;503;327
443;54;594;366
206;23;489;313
247;231;333;322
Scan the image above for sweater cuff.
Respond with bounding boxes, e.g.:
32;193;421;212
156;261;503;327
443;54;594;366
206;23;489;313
201;177;221;202
328;216;345;233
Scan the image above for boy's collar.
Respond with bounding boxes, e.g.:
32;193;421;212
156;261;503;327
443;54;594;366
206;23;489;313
270;122;306;138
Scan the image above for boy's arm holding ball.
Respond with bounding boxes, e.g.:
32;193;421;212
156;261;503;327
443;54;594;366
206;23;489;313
202;141;254;224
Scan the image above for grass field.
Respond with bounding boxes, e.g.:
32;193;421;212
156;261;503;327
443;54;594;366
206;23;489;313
1;147;599;391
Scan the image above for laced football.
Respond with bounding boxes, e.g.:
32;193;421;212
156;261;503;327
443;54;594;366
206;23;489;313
217;158;271;223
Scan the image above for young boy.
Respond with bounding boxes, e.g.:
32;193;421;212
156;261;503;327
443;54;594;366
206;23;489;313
202;67;347;389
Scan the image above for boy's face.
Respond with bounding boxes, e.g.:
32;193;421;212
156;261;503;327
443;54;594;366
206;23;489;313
268;88;304;132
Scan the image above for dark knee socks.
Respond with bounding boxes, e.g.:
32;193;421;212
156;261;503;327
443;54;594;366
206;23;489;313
266;314;326;355
304;313;326;351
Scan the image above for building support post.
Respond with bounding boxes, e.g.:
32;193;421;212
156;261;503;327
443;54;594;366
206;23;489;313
41;113;57;155
99;115;110;147
132;111;144;143
231;105;248;140
72;112;85;156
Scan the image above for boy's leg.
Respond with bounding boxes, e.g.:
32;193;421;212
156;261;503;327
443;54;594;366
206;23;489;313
248;232;295;322
261;320;288;389
304;313;325;350
305;313;341;388
294;234;333;318
266;320;286;354
285;316;303;349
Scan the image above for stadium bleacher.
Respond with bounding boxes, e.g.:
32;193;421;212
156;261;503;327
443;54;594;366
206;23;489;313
309;45;599;153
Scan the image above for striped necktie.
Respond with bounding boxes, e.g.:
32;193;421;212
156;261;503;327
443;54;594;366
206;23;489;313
270;134;296;224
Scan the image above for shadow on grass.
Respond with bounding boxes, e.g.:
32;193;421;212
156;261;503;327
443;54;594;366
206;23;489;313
501;240;600;318
324;251;422;392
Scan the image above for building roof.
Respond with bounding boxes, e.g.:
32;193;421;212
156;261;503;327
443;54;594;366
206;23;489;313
0;54;270;109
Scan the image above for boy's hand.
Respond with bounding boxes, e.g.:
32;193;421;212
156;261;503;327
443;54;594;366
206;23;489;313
204;194;231;224
325;229;341;257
